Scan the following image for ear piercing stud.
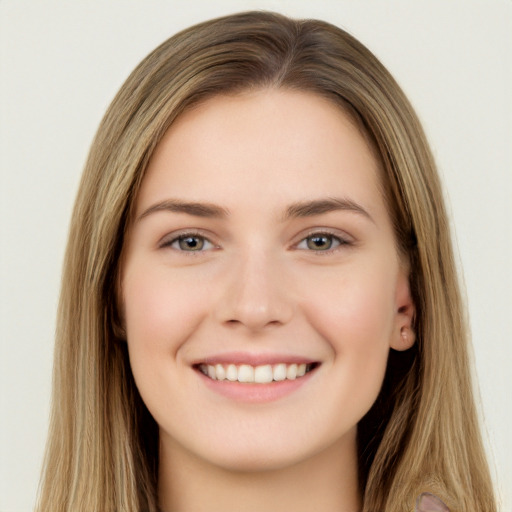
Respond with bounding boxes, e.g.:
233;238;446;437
400;326;414;345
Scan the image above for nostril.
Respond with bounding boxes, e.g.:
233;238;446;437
223;317;283;330
225;319;243;327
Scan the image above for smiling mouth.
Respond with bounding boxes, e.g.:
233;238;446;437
195;362;320;384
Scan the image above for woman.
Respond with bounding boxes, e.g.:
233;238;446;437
36;11;497;512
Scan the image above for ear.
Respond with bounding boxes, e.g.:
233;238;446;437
112;261;127;341
390;268;416;351
111;290;127;341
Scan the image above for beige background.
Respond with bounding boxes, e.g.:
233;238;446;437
1;1;511;510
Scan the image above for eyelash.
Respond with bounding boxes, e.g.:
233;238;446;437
160;231;216;253
160;230;352;254
295;231;352;253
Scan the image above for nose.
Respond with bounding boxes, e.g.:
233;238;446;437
215;249;294;332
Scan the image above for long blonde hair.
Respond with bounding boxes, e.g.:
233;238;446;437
37;11;496;512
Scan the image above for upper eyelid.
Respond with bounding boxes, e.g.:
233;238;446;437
295;233;350;251
159;230;216;249
292;228;354;245
157;227;354;249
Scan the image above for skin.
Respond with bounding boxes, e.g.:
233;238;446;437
121;89;415;512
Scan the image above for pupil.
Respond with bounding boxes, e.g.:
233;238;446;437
308;235;331;250
180;236;203;251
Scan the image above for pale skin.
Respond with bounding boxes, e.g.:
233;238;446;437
121;89;415;512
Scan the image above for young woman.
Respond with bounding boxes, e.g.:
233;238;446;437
36;11;497;512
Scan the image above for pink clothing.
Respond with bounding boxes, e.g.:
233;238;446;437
415;493;450;511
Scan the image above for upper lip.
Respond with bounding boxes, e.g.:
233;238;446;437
192;351;318;366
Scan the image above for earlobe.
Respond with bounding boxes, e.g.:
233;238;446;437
111;299;127;341
112;268;127;341
395;325;416;350
390;271;416;351
391;316;416;351
112;315;127;341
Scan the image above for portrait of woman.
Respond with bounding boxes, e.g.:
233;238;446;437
1;3;510;512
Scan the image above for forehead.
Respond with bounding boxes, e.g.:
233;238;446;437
136;88;385;219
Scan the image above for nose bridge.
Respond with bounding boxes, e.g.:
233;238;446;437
217;244;293;330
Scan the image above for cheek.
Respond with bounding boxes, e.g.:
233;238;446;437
121;263;212;421
302;265;397;347
300;265;396;405
122;263;211;358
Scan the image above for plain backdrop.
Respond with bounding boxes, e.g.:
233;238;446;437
1;1;511;511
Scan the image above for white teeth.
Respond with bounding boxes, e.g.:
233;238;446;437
273;363;287;381
297;363;307;377
286;364;298;380
199;362;315;383
226;364;238;381
215;364;226;380
254;364;273;383
238;364;254;383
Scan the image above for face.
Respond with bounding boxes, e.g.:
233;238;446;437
121;89;414;472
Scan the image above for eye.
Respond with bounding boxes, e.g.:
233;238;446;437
296;232;348;252
164;233;215;252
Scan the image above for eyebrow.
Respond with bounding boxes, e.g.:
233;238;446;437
137;199;229;221
137;197;373;223
283;197;374;223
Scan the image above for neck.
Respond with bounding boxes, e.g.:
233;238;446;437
158;429;361;512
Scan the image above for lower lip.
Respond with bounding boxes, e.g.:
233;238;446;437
195;368;317;403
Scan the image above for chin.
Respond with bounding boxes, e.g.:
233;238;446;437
204;448;310;474
190;429;340;474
